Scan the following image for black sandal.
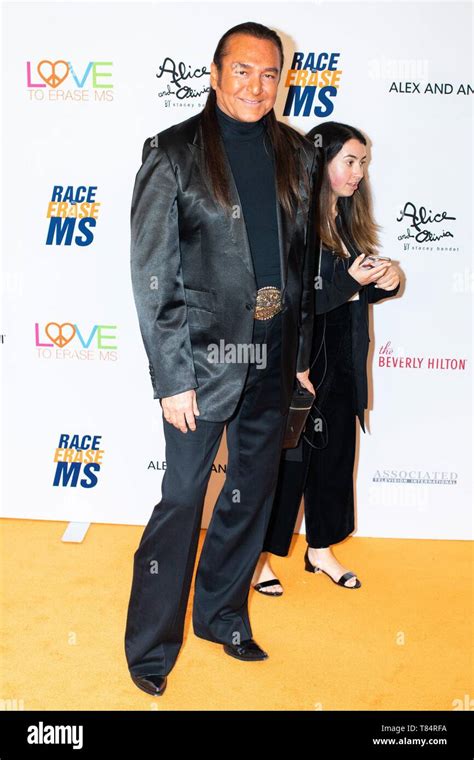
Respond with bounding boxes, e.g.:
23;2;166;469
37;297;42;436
253;578;283;596
304;547;361;588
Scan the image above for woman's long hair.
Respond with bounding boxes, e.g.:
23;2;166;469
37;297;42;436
306;121;381;258
201;22;307;218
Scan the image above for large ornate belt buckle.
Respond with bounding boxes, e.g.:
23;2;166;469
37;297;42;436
254;286;283;321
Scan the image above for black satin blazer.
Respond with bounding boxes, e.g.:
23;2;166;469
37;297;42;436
130;111;318;420
313;213;400;431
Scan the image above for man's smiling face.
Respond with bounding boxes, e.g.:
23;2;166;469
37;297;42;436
210;33;281;123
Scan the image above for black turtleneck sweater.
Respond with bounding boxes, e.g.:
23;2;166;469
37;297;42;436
215;102;281;290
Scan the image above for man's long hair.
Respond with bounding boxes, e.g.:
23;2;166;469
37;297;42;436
200;22;306;218
306;121;381;258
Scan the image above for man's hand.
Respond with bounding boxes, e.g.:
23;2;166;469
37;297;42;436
161;389;200;433
296;369;315;396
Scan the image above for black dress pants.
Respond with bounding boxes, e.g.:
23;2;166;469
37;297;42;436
124;310;287;676
263;302;357;556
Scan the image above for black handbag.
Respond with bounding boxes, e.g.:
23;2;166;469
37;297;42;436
282;380;316;449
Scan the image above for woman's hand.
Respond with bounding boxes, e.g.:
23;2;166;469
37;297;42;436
348;254;390;286
296;369;315;396
373;264;401;291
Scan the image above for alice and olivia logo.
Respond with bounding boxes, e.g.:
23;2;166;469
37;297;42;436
53;434;103;488
35;322;117;361
26;60;113;101
283;52;342;118
156;57;211;104
46;186;100;246
396;201;458;249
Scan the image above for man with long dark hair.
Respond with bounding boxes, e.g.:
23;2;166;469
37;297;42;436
124;22;317;696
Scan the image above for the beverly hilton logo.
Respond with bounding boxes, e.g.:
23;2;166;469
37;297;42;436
378;341;466;371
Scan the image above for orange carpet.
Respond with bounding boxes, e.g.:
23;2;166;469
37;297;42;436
1;518;472;710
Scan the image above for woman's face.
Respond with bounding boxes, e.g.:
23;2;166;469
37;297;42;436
327;138;367;199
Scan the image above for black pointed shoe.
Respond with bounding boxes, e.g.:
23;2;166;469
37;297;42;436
304;546;362;589
131;673;167;696
223;638;269;661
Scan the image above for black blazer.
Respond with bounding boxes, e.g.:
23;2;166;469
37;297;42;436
313;213;400;431
130;111;318;420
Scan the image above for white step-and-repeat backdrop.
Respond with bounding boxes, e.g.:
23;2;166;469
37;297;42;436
2;1;472;539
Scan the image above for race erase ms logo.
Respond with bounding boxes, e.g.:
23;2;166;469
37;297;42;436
46;186;101;246
283;51;343;118
53;434;104;488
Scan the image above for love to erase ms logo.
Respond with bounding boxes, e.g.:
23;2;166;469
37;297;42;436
283;51;342;118
46;186;101;246
26;59;113;101
35;322;118;361
53;434;104;488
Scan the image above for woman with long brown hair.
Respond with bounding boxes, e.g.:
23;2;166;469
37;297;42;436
251;121;401;594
